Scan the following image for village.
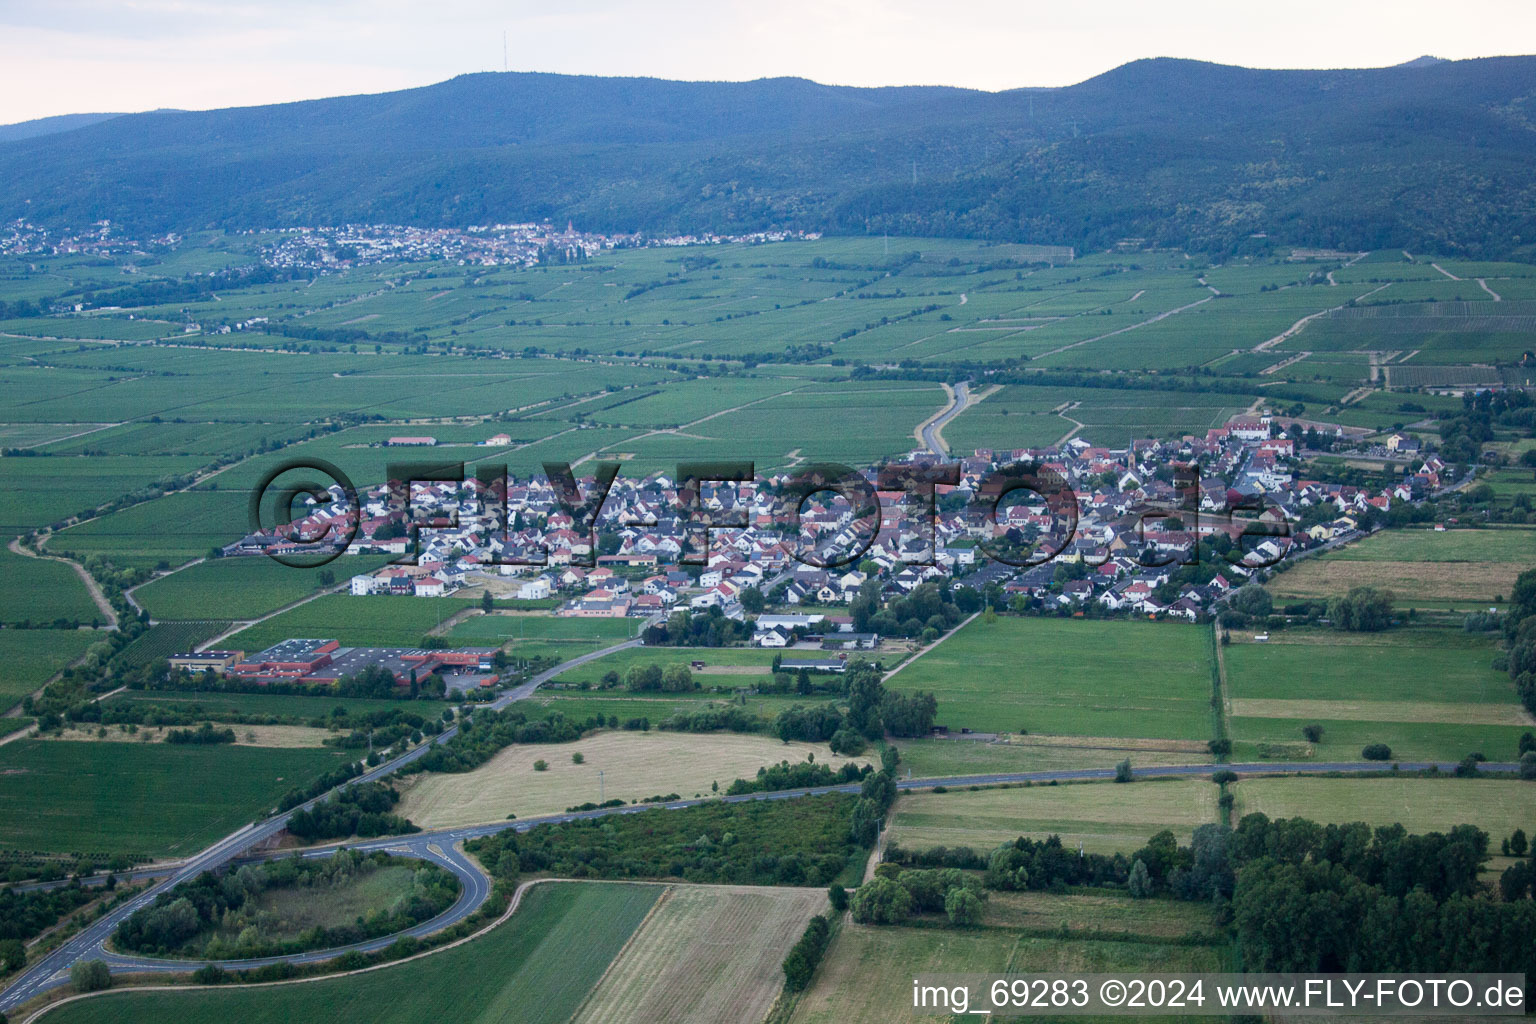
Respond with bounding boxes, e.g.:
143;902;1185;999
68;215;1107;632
224;411;1456;655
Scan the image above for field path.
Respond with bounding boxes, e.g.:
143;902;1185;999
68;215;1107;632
7;537;116;630
1053;401;1085;446
1479;279;1503;301
1253;283;1390;352
1034;296;1213;359
882;611;980;684
1430;262;1462;281
194;575;354;652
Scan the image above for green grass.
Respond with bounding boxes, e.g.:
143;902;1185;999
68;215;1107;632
0;740;350;858
0;629;100;712
46;882;661;1024
1325;527;1536;563
888;616;1215;740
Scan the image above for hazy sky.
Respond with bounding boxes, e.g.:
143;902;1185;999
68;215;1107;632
1;0;1532;124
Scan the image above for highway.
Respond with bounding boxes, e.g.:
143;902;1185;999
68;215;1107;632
1;756;1516;1012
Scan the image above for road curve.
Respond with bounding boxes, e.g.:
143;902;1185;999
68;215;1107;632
0;632;647;1013
2;758;1516;1011
920;381;969;457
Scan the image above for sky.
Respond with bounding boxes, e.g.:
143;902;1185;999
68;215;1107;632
0;0;1533;124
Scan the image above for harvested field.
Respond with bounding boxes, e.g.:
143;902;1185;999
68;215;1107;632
885;777;1218;856
1268;558;1518;603
396;729;870;828
572;884;827;1024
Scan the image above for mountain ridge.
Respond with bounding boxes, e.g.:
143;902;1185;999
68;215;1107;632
2;56;1533;257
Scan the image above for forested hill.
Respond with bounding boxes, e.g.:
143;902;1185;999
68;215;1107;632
3;56;1534;257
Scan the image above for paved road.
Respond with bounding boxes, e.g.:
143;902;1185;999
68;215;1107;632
0;631;647;1013
3;757;1516;1011
920;381;968;457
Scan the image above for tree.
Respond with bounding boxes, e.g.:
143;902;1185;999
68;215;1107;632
1228;585;1273;618
572;752;584;764
1114;758;1134;783
1362;743;1393;761
739;586;765;614
1327;586;1395;632
849;877;913;924
71;959;111;993
945;885;983;926
1301;723;1325;744
828;883;849;912
1127;858;1153;898
481;590;494;613
1512;829;1529;858
533;759;548;771
0;938;23;972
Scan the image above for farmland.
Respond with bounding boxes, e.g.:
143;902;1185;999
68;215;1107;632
109;620;231;669
0;740;349;858
394;729;870;827
43;882;660;1024
884;778;1219;856
1229;776;1536;840
102;690;452;724
1223;628;1531;762
221;595;479;652
0;546;100;626
0;629;100;711
133;557;390;622
1267;528;1536;604
572;885;828;1024
788;909;1224;1024
887;616;1215;740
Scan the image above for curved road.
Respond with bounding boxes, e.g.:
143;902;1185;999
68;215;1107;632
2;757;1516;1011
0;633;646;1013
920;381;969;457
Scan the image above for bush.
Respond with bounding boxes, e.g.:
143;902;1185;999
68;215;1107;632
1362;743;1393;761
1301;723;1325;744
533;759;548;772
828;883;848;912
1211;770;1238;785
571;752;584;764
1521;751;1536;781
1207;738;1232;757
70;959;111;993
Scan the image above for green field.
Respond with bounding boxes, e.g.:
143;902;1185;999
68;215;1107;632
221;595;479;652
46;882;661;1024
888;617;1215;740
447;611;638;663
790;911;1224;1024
548;644;783;685
1224;628;1531;762
1230;776;1536;841
103;690;452;724
0;546;101;626
886;778;1219;856
110;621;231;669
0;740;350;858
133;557;386;621
0;629;100;712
